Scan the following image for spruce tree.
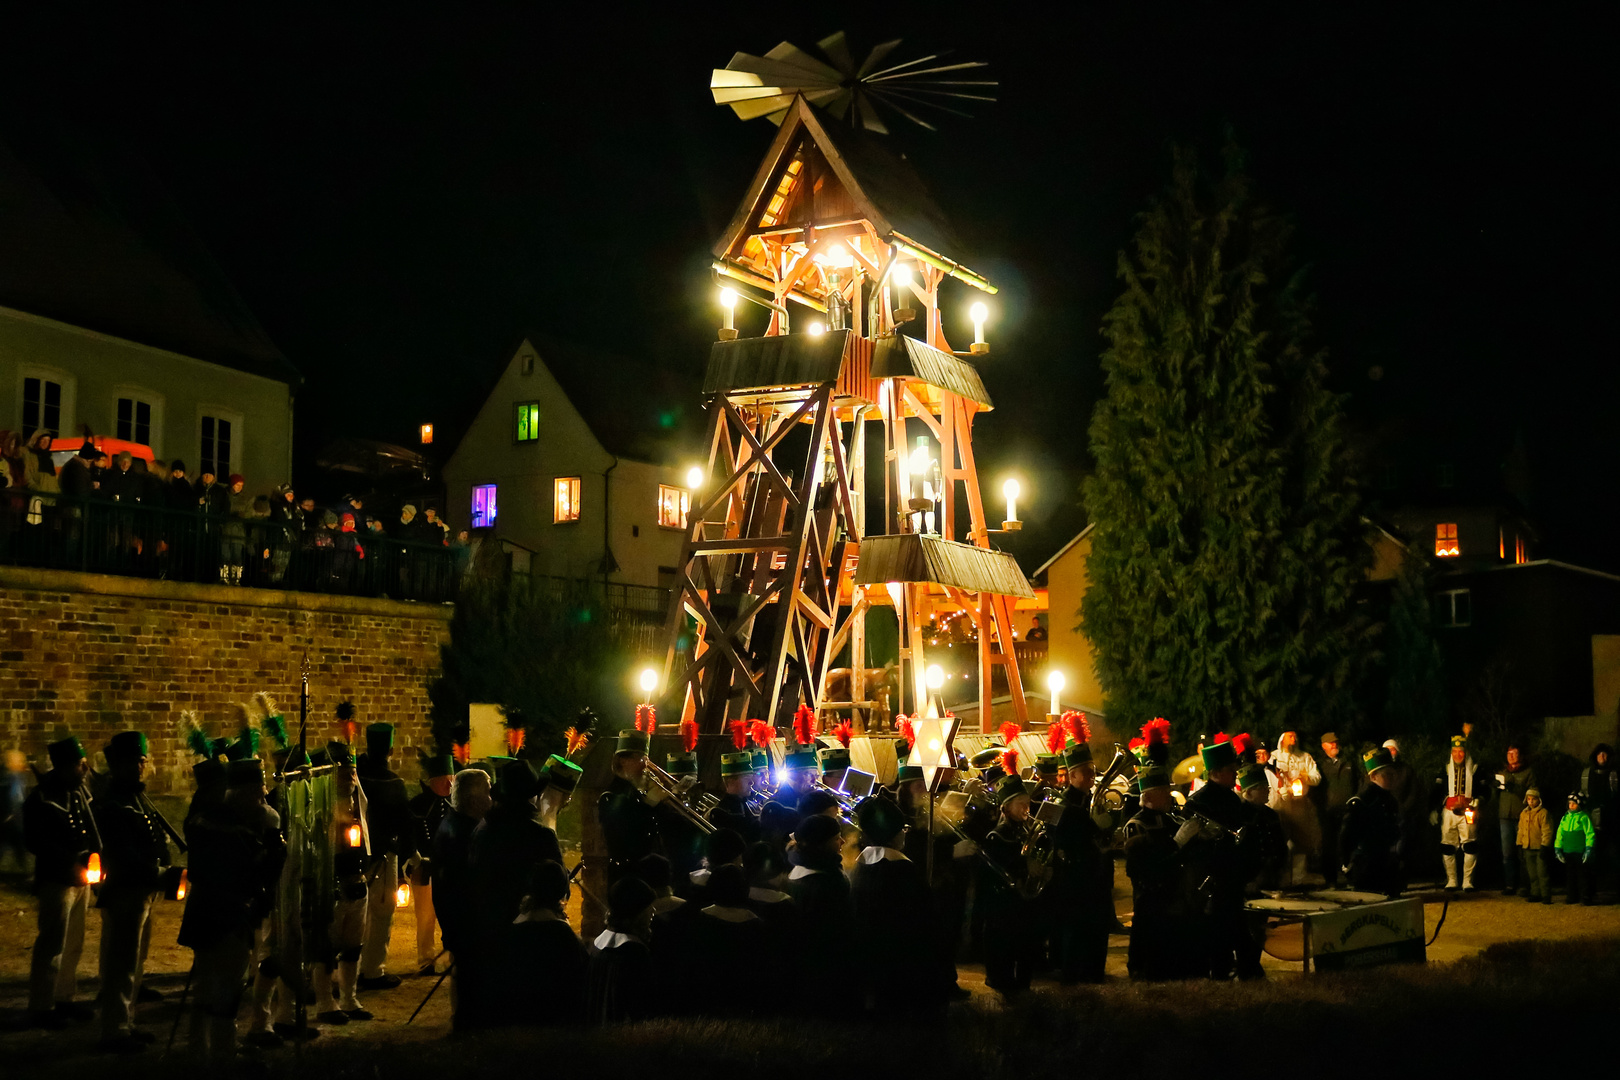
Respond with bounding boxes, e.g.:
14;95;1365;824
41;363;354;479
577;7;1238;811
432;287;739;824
1081;144;1368;742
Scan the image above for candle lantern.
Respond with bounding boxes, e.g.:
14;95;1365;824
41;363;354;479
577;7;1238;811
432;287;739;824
85;852;101;885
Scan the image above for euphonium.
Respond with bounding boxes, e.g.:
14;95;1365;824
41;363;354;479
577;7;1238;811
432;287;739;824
1094;743;1137;813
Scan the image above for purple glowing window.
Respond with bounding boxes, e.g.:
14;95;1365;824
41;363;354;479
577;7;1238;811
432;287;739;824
471;484;498;529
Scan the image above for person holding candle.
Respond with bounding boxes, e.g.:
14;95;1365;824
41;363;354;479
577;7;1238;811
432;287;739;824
1431;735;1483;891
1270;731;1321;886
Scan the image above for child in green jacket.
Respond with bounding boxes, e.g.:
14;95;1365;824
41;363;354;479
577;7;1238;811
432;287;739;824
1555;791;1598;905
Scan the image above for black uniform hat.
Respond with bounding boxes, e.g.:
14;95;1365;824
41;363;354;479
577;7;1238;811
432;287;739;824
497;760;544;802
855;796;906;845
105;731;149;763
798;789;840;819
226;758;265;787
525;860;571;906
48;736;86;770
366;723;394;757
616;729;649;756
544;755;584;792
326;740;353;767
994;773;1029;807
421;753;456;779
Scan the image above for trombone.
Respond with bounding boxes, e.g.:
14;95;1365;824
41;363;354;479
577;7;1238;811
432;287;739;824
643;759;719;835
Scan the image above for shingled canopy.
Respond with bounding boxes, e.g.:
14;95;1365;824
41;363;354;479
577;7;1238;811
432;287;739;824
854;534;1033;599
871;333;992;409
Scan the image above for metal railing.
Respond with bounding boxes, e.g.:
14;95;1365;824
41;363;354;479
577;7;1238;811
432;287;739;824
0;488;460;603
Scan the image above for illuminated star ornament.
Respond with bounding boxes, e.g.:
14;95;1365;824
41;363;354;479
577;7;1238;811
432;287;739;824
906;712;961;792
710;31;996;134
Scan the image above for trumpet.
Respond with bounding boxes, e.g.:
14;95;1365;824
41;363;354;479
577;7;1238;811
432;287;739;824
642;759;719;835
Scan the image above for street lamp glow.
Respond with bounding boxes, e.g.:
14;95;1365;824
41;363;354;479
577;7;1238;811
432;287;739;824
909;437;931;478
638;667;658;697
1046;669;1066;716
970;301;989;346
807;321;825;336
686;466;704;490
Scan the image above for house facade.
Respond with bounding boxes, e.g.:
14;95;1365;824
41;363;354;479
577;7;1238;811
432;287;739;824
441;336;700;589
1;304;294;485
1;124;297;485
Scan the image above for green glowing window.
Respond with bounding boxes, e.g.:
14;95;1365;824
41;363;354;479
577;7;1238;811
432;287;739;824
515;402;540;442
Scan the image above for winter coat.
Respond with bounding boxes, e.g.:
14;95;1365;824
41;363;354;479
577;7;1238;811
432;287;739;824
1555;810;1596;855
194;478;229;517
1318;752;1364;813
1271;747;1321;796
1498;762;1538;821
1516;804;1552;850
21;431;58;493
1581;746;1616;827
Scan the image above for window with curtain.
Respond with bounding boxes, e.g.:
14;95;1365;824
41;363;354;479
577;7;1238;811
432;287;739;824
554;477;581;523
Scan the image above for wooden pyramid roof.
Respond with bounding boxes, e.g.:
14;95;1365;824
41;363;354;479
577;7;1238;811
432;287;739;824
712;96;972;280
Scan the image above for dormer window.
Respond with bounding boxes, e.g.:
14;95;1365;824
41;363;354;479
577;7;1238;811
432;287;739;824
1435;523;1459;558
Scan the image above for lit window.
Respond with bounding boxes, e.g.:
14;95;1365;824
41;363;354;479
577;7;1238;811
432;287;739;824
420;423;434;445
23;376;63;436
1435;523;1459;558
1515;533;1528;564
554;477;581;523
515;403;540;442
117;397;153;446
658;485;690;529
471;484;498;529
1436;589;1472;628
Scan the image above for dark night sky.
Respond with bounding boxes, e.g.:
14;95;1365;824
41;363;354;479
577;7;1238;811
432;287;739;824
4;5;1614;570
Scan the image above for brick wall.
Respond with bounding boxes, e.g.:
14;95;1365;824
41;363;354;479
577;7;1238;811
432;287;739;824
0;567;452;793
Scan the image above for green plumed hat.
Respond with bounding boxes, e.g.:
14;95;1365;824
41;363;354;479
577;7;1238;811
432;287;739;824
1237;763;1269;792
48;736;86;770
1062;741;1093;769
544;754;584;792
1136;763;1171;792
1034;753;1059;776
816;746;850;772
719;751;754;776
223;731;260;762
994;773;1029;807
615;728;649;755
785;747;818;770
1361;747;1392;775
665;751;698;777
106;730;149;763
1201;740;1238;773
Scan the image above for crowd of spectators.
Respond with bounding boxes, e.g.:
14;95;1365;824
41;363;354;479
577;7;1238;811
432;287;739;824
1;430;470;601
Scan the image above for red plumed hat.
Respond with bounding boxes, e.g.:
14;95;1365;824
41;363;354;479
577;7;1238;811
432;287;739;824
896;716;916;749
1063;710;1091;746
999;721;1021;747
729;720;749;750
832;720;853;748
793;703;816;748
680;717;699;754
1142;718;1171;766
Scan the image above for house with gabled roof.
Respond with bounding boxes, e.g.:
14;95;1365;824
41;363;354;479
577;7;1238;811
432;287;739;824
440;335;701;590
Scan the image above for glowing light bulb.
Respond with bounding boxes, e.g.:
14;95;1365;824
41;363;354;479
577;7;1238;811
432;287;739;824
639;667;658;696
807;322;824;336
1003;477;1021;524
346;824;362;848
719;288;737;334
686;466;704;491
894;263;912;287
927;665;945;690
970;301;989;348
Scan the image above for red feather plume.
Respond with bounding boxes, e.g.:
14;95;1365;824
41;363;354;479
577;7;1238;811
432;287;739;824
832;720;853;748
998;721;1021;747
452;741;470;765
1230;732;1252;757
1143;718;1171;746
1213;731;1229;744
749;720;773;749
1045;724;1067;755
1000;747;1019;775
896;716;915;748
680;717;699;754
564;726;591;759
793;703;815;747
1127;736;1146;752
1063;710;1091;746
506;727;525;754
343;720;358;745
634;703;656;734
728;720;749;750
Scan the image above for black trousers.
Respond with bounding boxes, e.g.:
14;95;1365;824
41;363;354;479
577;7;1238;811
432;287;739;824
1563;856;1592;903
1321;809;1347;885
982;898;1038;991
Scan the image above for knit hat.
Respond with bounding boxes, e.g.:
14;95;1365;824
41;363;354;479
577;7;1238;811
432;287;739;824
105;731;150;763
855;796;906;845
1201;740;1238;773
607;877;657;928
543;754;584;792
48;736;86;770
816;746;850;772
1361;747;1393;775
798;789;839;819
994;773;1029;807
228;473;245;487
719;751;754;777
665;751;698;777
794;813;841;847
1136;762;1171;792
1237;763;1269;791
615;729;649;756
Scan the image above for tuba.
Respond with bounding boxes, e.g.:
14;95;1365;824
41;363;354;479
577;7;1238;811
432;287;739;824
1094;743;1138;813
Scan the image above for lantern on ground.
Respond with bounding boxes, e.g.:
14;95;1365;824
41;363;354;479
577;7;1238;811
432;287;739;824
85;852;101;885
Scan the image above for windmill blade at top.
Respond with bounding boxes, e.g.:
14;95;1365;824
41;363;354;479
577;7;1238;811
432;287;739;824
710;33;995;133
